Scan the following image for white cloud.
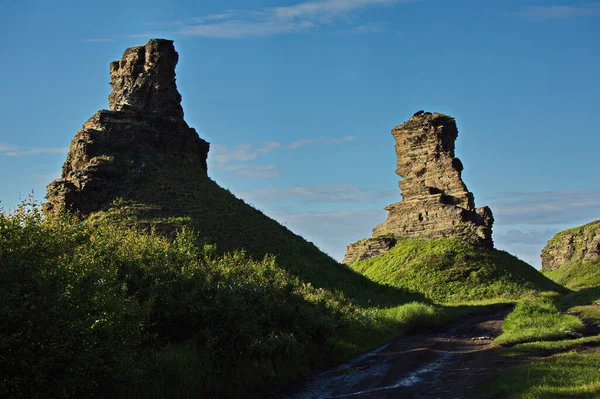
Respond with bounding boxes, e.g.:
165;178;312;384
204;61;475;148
486;189;600;225
211;141;281;164
352;22;386;34
142;0;411;38
219;163;281;178
287;135;354;149
0;143;67;157
518;4;600;19
210;136;355;178
242;184;396;203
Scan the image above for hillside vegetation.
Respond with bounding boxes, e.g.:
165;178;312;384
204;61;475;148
349;237;564;302
1;199;447;399
90;163;414;308
544;259;600;290
1;167;567;398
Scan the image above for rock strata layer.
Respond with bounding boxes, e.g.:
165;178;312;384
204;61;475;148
342;235;397;265
45;39;209;215
343;111;494;263
541;220;600;272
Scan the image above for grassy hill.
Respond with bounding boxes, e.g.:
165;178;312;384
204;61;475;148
348;237;565;303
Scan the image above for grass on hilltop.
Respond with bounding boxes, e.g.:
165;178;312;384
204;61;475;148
348;237;564;303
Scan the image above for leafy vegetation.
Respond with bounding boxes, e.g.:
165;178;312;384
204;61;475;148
88;164;423;309
348;237;564;302
1;164;572;398
494;294;585;346
0;200;452;398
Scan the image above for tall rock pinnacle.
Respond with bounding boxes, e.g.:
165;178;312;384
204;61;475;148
343;111;494;264
45;39;210;216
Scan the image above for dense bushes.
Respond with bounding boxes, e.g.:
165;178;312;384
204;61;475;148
1;202;419;398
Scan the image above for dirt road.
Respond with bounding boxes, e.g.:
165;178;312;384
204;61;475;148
282;304;514;399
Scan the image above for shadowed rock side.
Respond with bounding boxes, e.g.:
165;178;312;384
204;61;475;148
542;220;600;272
343;111;493;264
45;39;209;215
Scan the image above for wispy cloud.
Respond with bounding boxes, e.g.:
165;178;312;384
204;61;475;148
138;0;411;39
219;163;281;178
0;143;67;157
243;184;396;204
82;38;116;43
486;189;600;225
518;3;600;19
352;22;386;34
210;136;355;178
287;135;354;149
211;142;281;164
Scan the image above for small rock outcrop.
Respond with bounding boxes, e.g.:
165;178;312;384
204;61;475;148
342;235;396;264
541;220;600;272
45;39;209;215
343;111;494;263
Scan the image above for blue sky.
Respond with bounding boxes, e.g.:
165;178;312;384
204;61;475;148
1;0;599;267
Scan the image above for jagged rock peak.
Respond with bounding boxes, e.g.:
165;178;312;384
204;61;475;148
44;39;209;216
343;111;494;264
108;39;183;118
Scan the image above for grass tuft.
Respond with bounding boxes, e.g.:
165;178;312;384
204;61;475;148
494;295;585;346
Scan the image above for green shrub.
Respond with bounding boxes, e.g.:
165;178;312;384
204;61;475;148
0;201;145;398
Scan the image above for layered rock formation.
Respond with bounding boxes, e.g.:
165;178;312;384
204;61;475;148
45;39;209;215
541;220;600;272
342;235;396;265
343;111;494;264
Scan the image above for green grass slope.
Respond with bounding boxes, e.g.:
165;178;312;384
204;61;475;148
349;237;564;302
544;259;600;290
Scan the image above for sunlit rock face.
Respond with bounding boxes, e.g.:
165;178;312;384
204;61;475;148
541;221;600;272
45;39;209;215
343;111;494;264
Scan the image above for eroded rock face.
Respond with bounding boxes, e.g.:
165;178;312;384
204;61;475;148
45;39;209;215
541;221;600;272
342;235;397;265
343;111;493;263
